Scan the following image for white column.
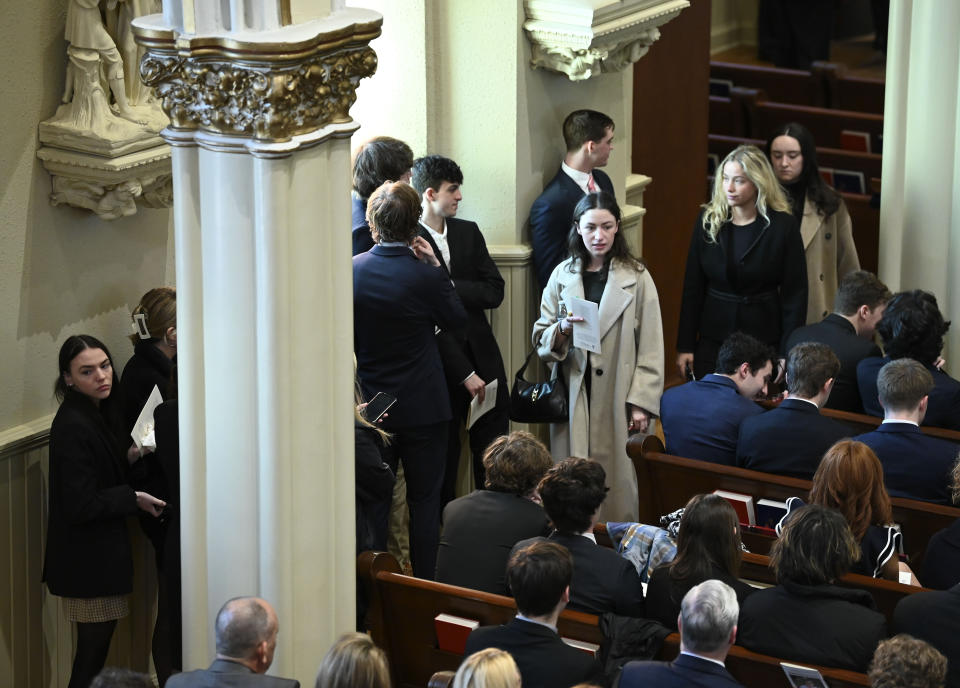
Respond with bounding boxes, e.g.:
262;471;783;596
880;0;960;359
134;2;381;683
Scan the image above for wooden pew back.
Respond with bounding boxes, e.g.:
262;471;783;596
746;99;884;152
710;61;825;106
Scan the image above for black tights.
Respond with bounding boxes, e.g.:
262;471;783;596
68;620;116;688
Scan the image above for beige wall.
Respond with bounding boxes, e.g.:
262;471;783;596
1;0;175;434
710;0;758;54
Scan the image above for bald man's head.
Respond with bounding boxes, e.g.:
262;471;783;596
214;597;279;672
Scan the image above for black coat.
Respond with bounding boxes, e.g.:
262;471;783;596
893;584;960;688
784;313;881;412
922;520;960;590
465;618;604;688
738;580;886;672
436;490;550;594
354;422;394;553
43;391;139;598
645;564;756;632
736;398;855;479
120;339;174;434
529;168;614;289
677;209;807;373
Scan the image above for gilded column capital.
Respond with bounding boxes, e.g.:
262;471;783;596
132;9;382;151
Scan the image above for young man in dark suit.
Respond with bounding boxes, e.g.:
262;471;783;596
854;359;960;504
166;597;299;688
660;332;774;466
737;342;853;479
351;136;413;256
513;458;646;617
353;181;467;579
464;541;603;688
620;579;744;688
784;270;890;412
529;109;616;289
411;155;509;503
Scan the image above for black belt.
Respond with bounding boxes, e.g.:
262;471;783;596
707;288;778;305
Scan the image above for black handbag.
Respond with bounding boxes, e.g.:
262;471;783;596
509;348;568;423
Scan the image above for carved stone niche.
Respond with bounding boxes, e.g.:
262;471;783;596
36;0;172;220
523;0;689;81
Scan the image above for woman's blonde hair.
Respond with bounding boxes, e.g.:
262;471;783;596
452;649;521;688
315;632;390;688
129;287;176;345
701;144;791;243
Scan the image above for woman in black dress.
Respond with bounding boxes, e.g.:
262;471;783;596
43;335;165;688
677;144;807;380
646;493;755;630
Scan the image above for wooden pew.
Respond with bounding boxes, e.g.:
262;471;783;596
707;134;884;181
710;61;825;106
745;98;884;153
628;435;960;568
815;62;885;115
844;192;880;273
360;551;870;688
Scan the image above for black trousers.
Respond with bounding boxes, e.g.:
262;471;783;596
441;384;510;505
379;421;448;579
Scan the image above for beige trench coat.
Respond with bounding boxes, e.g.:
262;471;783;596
533;258;664;522
801;195;860;324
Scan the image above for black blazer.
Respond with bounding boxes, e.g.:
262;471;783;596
736;398;854;479
618;653;744;688
858;356;960;430
514;532;645;617
784;313;881;412
893;584;960;688
353;244;468;428
351;195;375;256
677;209;807;356
418;217;508;407
854;423;959;504
738;580;886;672
529;168;613;289
922;520;960;590
465;618;603;688
120;339;174;434
436;490;550;594
166;659;300;688
43;391;139;598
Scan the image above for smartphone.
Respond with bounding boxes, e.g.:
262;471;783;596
363;392;397;423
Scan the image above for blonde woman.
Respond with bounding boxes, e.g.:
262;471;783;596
453;648;521;688
315;632;391;688
677;145;808;381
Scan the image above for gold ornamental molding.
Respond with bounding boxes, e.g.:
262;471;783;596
132;14;382;147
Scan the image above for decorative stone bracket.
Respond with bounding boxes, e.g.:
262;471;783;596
523;0;689;81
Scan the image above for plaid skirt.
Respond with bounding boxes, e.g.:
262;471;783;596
63;595;129;623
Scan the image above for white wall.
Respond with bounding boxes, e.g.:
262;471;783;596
1;0;175;433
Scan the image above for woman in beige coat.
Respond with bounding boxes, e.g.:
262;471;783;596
767;122;860;324
532;192;664;521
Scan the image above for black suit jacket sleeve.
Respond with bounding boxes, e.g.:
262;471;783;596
615;561;647;617
530;195;570;290
451;221;504;310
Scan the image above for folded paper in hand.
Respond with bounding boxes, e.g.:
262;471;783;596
131;385;163;450
466;379;498;430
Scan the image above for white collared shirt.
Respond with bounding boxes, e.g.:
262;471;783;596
419;220;450;270
562;161;594;195
579;530;597;544
882;418;919;426
680;650;727;669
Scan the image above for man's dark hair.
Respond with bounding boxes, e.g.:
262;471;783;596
538;458;608;534
365;181;422;244
833;270;891;315
562;110;615;152
411;155;463;195
352;136;414;199
506;541;573;617
90;668;154;688
770;505;859;586
785;342;841;398
215;597;274;660
877;290;951;366
715;332;776;376
483;431;553;496
877;358;935;412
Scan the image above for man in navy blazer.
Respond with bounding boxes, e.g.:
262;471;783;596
350;136;413;256
529;110;616;289
660;333;774;465
784;270;890;413
619;579;744;688
412;155;509;503
353;181;467;578
854;359;960;504
464;540;603;688
738;342;853;479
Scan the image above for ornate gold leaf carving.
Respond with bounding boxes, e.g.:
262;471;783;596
140;46;377;142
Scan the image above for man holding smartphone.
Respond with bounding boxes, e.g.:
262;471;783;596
412;155;510;505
